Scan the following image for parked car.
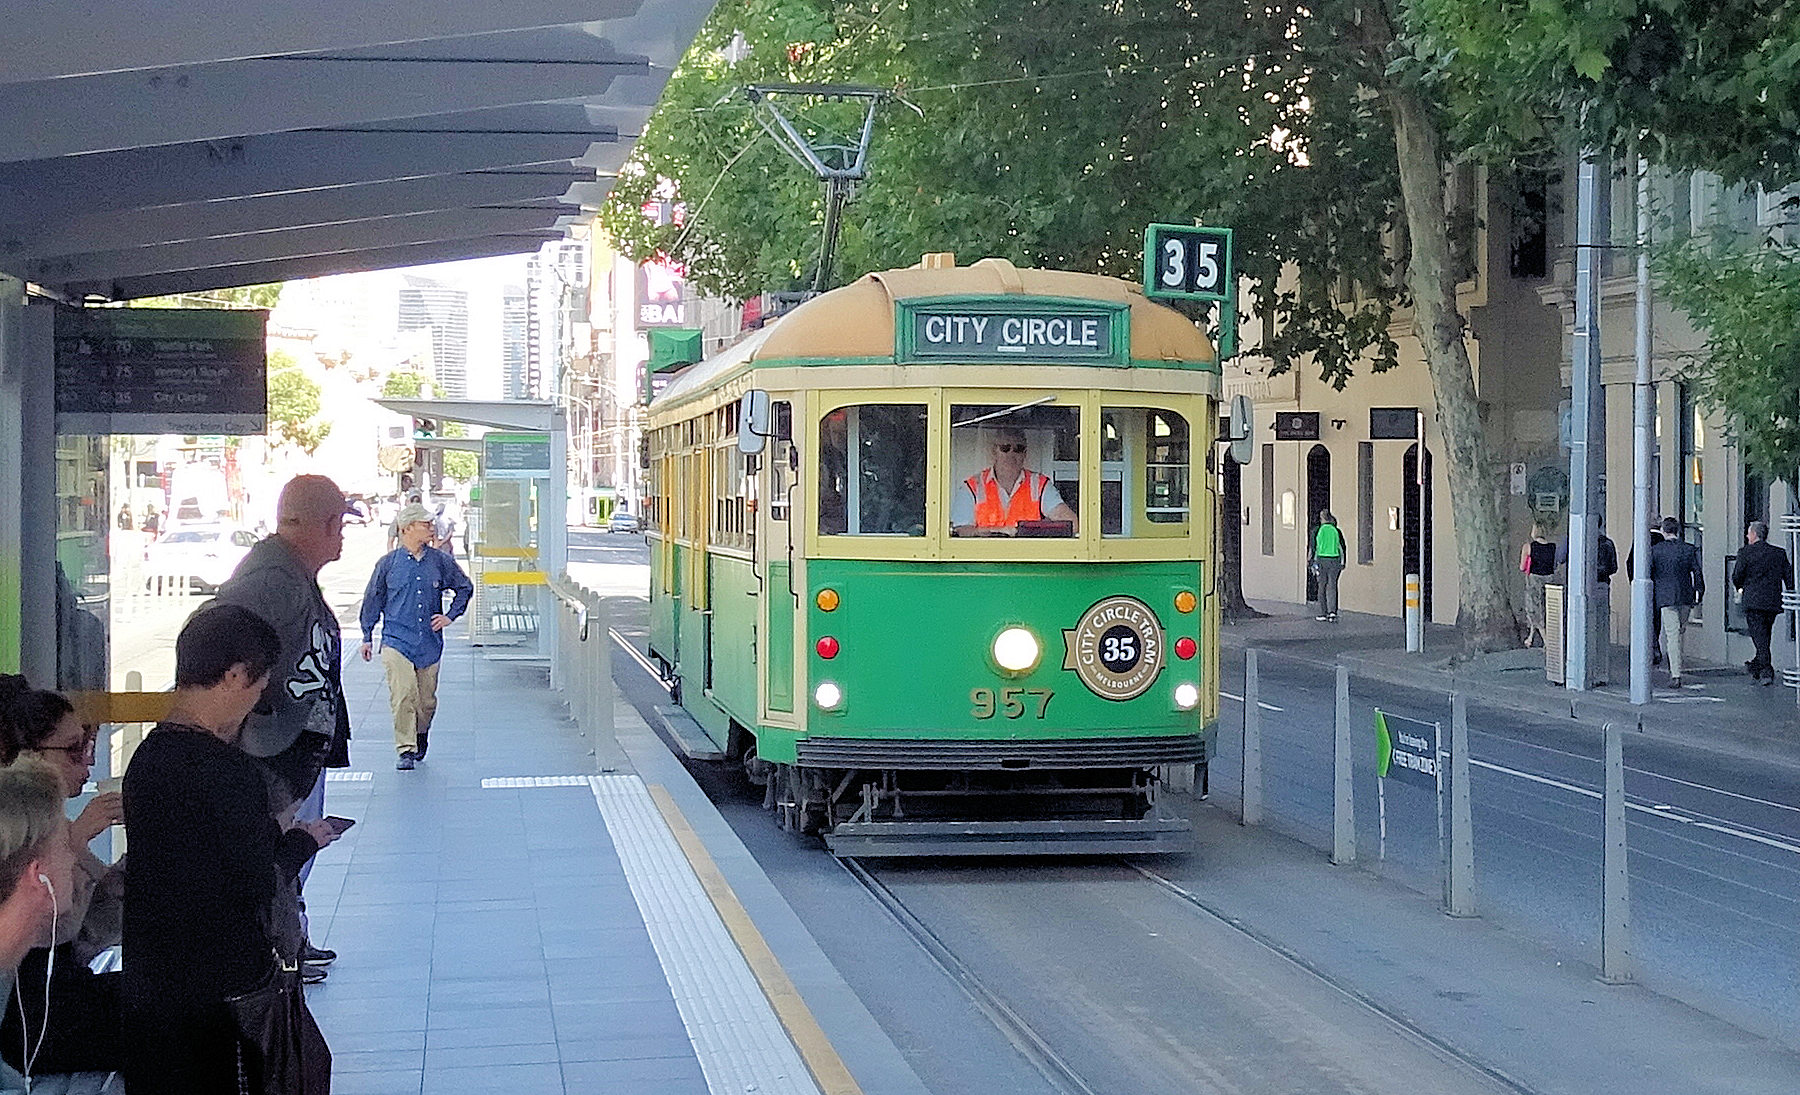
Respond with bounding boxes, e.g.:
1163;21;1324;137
607;510;641;534
142;524;257;593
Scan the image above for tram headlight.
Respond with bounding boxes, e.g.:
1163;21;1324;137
1173;682;1200;710
992;627;1041;674
814;680;844;711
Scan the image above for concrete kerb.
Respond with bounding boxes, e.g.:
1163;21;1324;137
1221;630;1800;777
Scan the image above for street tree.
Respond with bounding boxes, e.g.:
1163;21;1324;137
267;349;329;455
607;0;1535;649
1406;0;1800;488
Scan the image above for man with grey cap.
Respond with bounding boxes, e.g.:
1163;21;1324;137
360;501;473;770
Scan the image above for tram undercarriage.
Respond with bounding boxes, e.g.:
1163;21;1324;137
753;758;1196;857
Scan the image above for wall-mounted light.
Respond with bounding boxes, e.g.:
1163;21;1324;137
1331;418;1347;430
1388;506;1401;531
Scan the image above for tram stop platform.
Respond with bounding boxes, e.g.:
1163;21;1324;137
299;630;927;1095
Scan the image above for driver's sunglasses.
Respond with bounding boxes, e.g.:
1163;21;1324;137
41;734;96;762
995;444;1027;453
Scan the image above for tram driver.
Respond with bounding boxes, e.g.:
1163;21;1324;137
951;427;1077;537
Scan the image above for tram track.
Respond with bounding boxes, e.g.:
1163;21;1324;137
840;858;1103;1095
1131;864;1543;1095
844;853;1545;1095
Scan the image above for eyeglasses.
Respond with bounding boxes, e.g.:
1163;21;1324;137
995;444;1027;453
39;737;96;762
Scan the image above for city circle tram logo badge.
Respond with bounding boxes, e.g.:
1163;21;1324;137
1062;596;1165;700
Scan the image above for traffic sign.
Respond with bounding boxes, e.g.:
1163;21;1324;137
1375;710;1439;790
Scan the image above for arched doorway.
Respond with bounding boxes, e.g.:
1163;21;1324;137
1304;445;1332;602
1402;444;1434;617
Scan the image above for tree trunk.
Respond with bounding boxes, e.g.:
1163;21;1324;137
1379;83;1519;655
1219;456;1264;620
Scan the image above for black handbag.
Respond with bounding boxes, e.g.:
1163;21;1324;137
224;954;331;1095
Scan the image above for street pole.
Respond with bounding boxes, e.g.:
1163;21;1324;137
1630;155;1656;705
1568;145;1607;691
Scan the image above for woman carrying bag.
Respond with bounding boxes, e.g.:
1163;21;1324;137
122;604;340;1095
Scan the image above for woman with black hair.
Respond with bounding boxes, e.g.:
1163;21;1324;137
122;602;340;1095
0;676;126;1083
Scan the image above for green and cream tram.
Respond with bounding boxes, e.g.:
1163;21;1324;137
645;255;1220;855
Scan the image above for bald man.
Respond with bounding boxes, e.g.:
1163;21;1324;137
213;475;351;977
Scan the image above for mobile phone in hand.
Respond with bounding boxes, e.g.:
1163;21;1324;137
323;816;357;834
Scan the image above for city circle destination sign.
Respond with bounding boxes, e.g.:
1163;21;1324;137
896;300;1127;365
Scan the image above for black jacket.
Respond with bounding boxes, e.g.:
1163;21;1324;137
1732;539;1794;613
1649;536;1705;609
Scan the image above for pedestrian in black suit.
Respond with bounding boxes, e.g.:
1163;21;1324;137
1649;517;1705;688
1731;520;1793;685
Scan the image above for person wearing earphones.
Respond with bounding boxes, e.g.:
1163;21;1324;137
951;427;1077;537
0;759;79;1092
0;678;126;1082
122;604;341;1095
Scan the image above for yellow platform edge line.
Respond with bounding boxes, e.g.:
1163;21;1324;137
646;783;863;1095
481;571;547;586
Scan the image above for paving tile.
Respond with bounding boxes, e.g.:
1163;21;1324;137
332;1047;427;1074
421;1061;564;1095
424;1039;561;1070
330;1068;424;1095
560;1056;707;1094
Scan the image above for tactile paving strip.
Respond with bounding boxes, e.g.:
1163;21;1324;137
589;774;821;1095
480;775;593;788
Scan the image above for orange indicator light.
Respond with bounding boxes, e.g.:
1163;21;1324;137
1174;591;1197;614
816;589;840;612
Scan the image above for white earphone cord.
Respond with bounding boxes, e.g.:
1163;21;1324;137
19;875;56;1091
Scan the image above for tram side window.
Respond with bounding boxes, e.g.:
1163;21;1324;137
817;404;927;536
1100;407;1190;537
949;403;1080;538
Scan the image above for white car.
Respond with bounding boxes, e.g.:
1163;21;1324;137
143;525;258;593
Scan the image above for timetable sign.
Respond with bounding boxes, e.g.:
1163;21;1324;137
1144;224;1235;302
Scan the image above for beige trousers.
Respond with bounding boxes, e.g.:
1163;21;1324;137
382;646;441;754
1658;606;1687;681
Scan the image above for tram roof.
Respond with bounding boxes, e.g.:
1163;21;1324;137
653;258;1217;410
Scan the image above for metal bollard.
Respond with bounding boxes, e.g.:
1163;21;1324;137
1600;721;1633;982
1405;573;1422;653
1332;663;1354;865
1242;649;1263;826
1446;693;1476;916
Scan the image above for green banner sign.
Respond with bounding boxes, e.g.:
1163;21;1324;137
1375;710;1439;790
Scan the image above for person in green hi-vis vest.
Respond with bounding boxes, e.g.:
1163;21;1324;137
1311;510;1346;621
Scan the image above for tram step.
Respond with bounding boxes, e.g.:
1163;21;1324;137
653;705;726;761
823;815;1191;858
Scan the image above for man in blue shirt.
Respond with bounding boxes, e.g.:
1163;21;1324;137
360;503;474;770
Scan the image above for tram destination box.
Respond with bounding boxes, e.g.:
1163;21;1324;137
897;300;1127;365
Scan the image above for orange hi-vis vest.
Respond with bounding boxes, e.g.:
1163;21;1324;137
967;468;1047;527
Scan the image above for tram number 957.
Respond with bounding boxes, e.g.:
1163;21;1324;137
971;688;1053;720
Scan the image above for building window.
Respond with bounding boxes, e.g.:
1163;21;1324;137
1261;444;1275;556
1357;442;1375;564
1679;385;1704;559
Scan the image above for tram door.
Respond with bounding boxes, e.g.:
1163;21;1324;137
1402;444;1434;617
1304;445;1332;602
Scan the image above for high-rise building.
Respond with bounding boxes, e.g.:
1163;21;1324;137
525;239;589;396
397;275;470;398
501;284;530;399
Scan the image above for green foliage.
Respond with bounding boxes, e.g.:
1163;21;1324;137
267;350;330;454
1653;236;1800;479
382;371;426;398
128;284;284;310
1404;0;1800;185
442;450;479;480
601;0;1407;386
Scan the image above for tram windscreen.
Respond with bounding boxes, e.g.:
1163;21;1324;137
949;404;1080;537
1101;407;1191;537
817;404;927;536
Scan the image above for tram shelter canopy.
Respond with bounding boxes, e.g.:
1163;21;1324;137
0;1;718;301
